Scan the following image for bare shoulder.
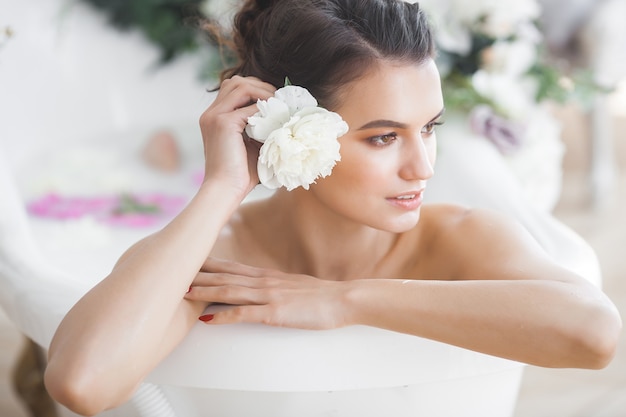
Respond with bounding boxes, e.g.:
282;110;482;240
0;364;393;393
422;203;540;249
420;203;576;282
423;204;537;243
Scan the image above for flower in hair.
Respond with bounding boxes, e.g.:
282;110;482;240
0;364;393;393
245;85;348;191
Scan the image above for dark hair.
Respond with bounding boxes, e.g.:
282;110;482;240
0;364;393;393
215;0;435;109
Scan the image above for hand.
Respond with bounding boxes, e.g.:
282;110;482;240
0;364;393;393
199;76;276;196
185;258;353;330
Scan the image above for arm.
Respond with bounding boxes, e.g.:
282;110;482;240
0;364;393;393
349;274;619;369
186;210;622;369
44;76;276;416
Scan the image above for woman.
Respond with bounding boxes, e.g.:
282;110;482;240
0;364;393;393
44;0;621;415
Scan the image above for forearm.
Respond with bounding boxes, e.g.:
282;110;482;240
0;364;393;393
45;181;243;414
347;278;621;369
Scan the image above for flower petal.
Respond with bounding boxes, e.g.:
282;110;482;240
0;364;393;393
274;85;318;114
245;97;290;141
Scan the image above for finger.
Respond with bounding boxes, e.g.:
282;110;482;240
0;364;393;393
213;77;276;112
236;102;267;125
185;283;269;305
190;271;278;288
216;84;273;112
218;75;275;97
221;103;266;132
201;257;269;278
201;305;335;329
200;305;272;325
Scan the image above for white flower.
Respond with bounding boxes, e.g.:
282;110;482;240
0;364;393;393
419;0;541;42
246;97;291;141
445;0;541;39
481;0;541;39
245;85;318;142
471;70;537;118
246;86;348;191
274;85;318;114
416;0;473;56
482;39;538;77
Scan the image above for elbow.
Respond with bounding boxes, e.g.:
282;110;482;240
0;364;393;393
574;305;622;369
44;360;133;416
44;369;100;416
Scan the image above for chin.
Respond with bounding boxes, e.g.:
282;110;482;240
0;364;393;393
378;211;422;233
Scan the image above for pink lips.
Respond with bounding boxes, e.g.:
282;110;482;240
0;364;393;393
386;189;424;210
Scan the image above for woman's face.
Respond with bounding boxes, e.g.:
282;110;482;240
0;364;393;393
309;59;444;233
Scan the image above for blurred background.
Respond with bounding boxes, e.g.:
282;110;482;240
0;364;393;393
1;0;625;416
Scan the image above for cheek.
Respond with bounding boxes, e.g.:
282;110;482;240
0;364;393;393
332;152;384;190
428;141;437;166
427;136;437;167
312;152;380;202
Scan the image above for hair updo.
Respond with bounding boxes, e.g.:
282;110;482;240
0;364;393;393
218;0;435;109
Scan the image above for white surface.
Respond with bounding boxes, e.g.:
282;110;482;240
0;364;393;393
0;0;210;168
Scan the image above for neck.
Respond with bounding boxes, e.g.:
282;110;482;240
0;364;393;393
264;189;398;280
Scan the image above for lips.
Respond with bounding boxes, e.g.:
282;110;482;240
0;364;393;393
386;189;425;210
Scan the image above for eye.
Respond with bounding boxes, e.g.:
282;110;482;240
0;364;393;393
421;121;444;136
368;132;398;146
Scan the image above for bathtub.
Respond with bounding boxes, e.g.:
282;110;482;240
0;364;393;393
1;131;530;417
146;324;525;417
3;128;604;417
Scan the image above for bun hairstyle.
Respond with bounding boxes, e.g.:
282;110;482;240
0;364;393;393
216;0;435;109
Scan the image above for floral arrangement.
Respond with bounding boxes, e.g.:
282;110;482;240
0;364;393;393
27;192;186;228
246;84;348;191
413;0;604;210
418;0;605;114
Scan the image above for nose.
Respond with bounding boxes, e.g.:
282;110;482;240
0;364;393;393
398;134;435;181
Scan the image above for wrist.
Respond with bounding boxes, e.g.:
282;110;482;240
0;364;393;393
340;280;372;327
341;279;407;328
197;178;249;208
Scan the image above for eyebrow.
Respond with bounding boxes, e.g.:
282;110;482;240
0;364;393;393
356;107;445;131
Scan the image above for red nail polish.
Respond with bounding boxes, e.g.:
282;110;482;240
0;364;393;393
199;314;214;322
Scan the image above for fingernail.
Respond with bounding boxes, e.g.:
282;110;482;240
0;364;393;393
186;285;192;294
199;314;214;323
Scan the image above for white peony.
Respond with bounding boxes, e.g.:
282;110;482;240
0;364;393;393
246;97;291;141
274;85;318;114
245;85;318;142
246;86;348;191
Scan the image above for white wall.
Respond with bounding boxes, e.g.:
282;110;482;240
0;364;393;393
0;0;213;168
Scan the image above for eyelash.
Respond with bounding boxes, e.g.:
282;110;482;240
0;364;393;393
368;132;398;146
367;121;444;146
422;121;444;135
